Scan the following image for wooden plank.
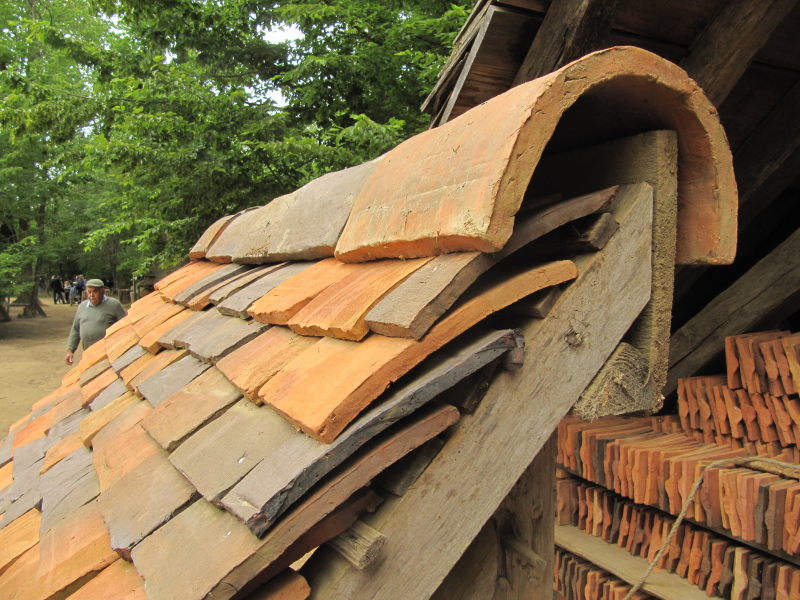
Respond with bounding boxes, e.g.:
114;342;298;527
554;524;719;600
97;451;196;560
140;367;242;452
189;213;238;260
513;0;622;84
679;0;799;106
92;422;160;493
222;329;518;532
668;227;800;395
327;520;386;570
88;378;129;411
365;186;616;339
260;260;577;443
288;257;432;341
78;359;112;387
154;261;213;292
186;316;268;363
301;169;652;597
110;343;147;371
210;405;460;598
79;392;139;448
138;309;193;354
217;263;313;319
131;300;185;338
129;349;189;393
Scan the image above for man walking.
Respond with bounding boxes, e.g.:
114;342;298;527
64;279;127;365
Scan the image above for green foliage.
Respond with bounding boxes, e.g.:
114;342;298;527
0;0;469;286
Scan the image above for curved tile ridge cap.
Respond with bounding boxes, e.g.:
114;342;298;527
334;45;737;265
202;158;380;263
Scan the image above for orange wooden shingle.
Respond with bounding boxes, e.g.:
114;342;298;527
40;432;84;475
153;261;214;292
216;327;318;401
81;368;119;405
261;260;577;442
120;351;161;386
0;508;40;575
130;348;189;393
64;558;146;600
35;500;118;599
287;257;432;341
159;262;223;301
131;300;185;337
248;258;360;325
92;423;161;492
138;309;194;354
79;392;140;448
105;324;141;364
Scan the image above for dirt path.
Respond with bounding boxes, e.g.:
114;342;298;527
0;298;85;434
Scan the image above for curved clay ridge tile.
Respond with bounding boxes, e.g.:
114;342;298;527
335;46;737;265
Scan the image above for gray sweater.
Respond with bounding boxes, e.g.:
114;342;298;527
67;296;127;351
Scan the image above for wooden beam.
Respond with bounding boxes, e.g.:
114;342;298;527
301;174;653;598
555;524;721;600
667;226;800;395
679;0;799;106
512;0;621;85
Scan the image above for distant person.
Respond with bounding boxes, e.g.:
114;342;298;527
64;280;72;304
70;275;86;305
50;275;65;304
65;279;127;365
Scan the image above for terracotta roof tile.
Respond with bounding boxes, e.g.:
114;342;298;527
247;257;360;325
136;354;210;407
138;309;194;353
62;558;146;600
216;327;317;400
286;256;432;341
97;451;195;560
262;260;576;442
140;367;242;451
217;262;312;318
0;507;39;575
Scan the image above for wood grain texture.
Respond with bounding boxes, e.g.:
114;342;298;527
513;0;622;84
247;258;359;324
216;327;318;401
287;257;431;341
208;405;460;599
63;558;147;600
208;264;285;305
364;186;616;339
35;499;119;600
97;451;196;560
136;354;210;408
261;260;577;443
217;263;313;318
222;329;518;531
173;263;250;305
679;0;799;106
140;367;242;451
301;172;652;598
188;213;238;260
0;508;40;575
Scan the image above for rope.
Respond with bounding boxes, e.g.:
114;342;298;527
621;455;798;600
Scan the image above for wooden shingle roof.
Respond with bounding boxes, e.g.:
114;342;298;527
0;47;736;599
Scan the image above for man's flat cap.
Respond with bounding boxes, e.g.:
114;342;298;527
86;278;105;288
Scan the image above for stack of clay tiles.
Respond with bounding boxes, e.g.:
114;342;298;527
556;337;800;600
0;46;740;600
